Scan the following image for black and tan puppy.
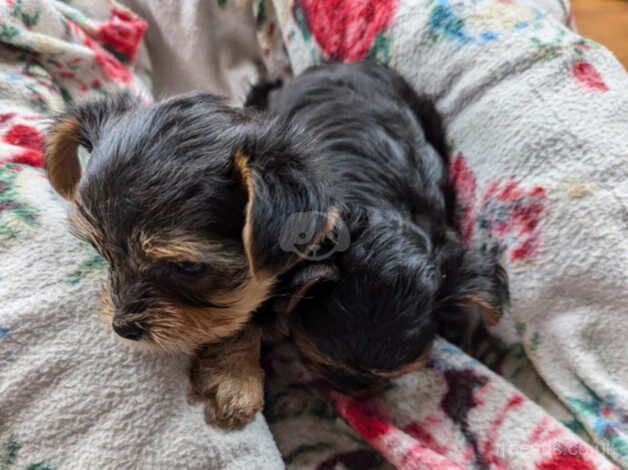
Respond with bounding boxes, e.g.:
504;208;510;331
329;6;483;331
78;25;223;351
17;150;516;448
248;61;509;394
45;93;337;428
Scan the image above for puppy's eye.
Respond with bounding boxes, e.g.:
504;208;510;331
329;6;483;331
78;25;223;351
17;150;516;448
172;261;207;275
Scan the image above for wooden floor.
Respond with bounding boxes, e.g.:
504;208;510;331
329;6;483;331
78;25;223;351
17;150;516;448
572;0;628;68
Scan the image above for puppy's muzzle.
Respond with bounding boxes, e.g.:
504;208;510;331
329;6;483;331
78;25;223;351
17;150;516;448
112;317;144;341
110;296;148;340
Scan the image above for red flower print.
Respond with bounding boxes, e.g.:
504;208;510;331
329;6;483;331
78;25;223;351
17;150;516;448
481;394;524;468
3;124;44;167
333;394;391;440
331;391;463;469
572;61;608;92
449;153;547;262
95;50;132;83
449;152;477;243
404;422;449;454
529;417;565;444
8;149;43;167
65;19;133;85
4;124;44;150
83;33;133;84
0;112;16;126
481;179;546;261
296;0;398;61
97;7;148;62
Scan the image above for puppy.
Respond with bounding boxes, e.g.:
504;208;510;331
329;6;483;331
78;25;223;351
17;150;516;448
44;93;337;428
248;61;509;394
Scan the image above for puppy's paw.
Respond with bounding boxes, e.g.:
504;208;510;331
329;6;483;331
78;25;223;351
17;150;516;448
189;326;264;430
201;376;264;429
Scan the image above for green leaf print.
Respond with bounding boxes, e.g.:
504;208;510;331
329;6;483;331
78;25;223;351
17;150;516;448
366;33;392;65
0;436;20;470
0;436;56;470
0;23;20;42
10;0;41;29
66;252;106;286
0;165;40;240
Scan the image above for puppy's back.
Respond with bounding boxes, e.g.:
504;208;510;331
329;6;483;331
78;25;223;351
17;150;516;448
265;62;450;225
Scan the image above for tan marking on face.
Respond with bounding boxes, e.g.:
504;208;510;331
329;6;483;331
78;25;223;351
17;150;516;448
45;115;82;200
140;232;246;272
101;272;275;354
141;231;205;260
141;234;206;261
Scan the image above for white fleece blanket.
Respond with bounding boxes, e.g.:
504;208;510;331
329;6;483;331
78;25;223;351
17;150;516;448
0;0;626;469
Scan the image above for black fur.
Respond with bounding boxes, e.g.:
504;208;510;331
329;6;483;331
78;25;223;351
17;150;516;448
249;62;508;394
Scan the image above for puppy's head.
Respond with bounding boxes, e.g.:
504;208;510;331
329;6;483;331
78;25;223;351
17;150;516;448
279;214;438;395
45;93;333;353
280;213;508;395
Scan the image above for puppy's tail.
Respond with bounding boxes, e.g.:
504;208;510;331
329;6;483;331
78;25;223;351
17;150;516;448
244;78;283;110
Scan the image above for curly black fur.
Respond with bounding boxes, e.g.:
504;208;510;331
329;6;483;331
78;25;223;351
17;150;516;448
248;62;509;394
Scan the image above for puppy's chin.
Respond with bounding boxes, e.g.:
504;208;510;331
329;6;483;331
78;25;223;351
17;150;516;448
99;275;274;355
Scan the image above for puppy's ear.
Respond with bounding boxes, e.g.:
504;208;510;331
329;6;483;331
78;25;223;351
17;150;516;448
45;96;135;200
276;264;340;315
232;148;336;278
435;242;510;345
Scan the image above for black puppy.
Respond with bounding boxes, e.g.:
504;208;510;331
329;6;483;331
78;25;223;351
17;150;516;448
45;93;337;428
249;62;508;394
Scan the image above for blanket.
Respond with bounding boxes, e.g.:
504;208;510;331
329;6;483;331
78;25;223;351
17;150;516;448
0;0;626;469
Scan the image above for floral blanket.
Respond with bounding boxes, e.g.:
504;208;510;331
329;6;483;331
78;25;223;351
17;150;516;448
1;0;626;469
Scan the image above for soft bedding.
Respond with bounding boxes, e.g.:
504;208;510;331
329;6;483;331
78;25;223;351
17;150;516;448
0;0;626;469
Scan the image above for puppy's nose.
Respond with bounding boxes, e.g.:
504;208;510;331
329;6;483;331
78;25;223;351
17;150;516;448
112;319;144;341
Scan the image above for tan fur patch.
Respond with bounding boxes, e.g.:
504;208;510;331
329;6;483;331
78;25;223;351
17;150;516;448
139;231;242;267
233;149;258;277
369;345;433;378
45;115;82;200
100;273;274;354
141;233;206;261
293;324;432;385
464;293;502;326
189;325;264;429
279;264;337;315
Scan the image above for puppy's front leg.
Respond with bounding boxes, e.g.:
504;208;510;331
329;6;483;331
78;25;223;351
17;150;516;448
189;325;264;429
